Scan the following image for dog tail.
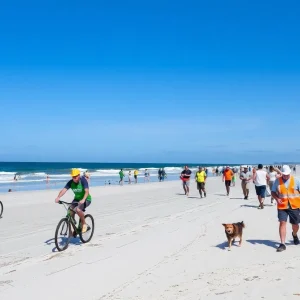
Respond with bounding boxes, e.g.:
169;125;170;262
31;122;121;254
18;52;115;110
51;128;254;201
240;221;245;228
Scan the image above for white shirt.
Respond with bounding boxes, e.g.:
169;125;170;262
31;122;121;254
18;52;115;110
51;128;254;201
254;170;268;186
268;171;277;182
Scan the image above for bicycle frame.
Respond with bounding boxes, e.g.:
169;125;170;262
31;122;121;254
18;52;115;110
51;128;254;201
59;201;82;234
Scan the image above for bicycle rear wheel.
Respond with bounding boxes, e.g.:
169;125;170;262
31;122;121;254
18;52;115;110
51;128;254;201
55;218;71;251
79;214;95;243
0;201;3;218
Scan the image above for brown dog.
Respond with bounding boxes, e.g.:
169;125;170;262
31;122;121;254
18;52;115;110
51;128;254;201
222;221;245;250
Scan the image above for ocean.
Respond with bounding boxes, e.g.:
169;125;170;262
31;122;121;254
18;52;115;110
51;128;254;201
0;162;239;193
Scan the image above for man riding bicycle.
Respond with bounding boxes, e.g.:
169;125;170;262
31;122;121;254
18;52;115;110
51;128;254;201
55;168;92;233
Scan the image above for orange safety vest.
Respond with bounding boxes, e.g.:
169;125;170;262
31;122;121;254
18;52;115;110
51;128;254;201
277;176;300;209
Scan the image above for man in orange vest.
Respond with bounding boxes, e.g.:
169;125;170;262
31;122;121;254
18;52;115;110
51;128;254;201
271;165;300;252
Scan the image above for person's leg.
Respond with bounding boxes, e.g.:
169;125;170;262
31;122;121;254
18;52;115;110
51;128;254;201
186;181;190;196
241;182;246;198
225;181;230;195
183;182;187;194
197;182;202;197
289;209;300;244
202;183;206;197
279;221;287;244
277;209;288;251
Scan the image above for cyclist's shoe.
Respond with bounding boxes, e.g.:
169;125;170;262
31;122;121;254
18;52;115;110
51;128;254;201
82;224;88;233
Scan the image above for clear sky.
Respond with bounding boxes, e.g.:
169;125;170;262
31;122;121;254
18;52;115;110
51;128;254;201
1;0;299;163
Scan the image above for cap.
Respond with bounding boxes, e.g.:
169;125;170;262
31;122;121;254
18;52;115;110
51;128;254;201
282;165;291;175
71;168;81;177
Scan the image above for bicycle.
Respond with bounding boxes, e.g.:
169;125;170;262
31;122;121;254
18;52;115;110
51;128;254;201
54;201;95;252
0;201;3;218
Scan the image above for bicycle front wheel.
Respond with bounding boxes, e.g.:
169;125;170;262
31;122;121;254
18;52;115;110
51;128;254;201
0;201;3;218
55;217;71;251
79;214;95;243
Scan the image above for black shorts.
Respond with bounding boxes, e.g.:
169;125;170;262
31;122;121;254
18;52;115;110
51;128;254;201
255;185;266;197
134;175;137;179
71;200;91;212
197;182;205;190
225;180;231;187
278;208;300;225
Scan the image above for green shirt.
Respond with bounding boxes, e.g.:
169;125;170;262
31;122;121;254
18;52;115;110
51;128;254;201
65;177;92;201
119;170;124;178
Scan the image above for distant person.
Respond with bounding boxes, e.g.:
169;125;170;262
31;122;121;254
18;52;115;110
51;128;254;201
46;174;50;184
240;166;252;200
158;168;163;182
14;174;18;181
271;165;300;252
268;166;281;205
8;189;12;192
134;169;138;184
195;166;207;198
215;168;219;176
253;164;270;209
119;169;125;185
222;166;234;196
144;169;150;182
162;168;167;180
128;171;132;184
180;165;192;196
83;171;90;184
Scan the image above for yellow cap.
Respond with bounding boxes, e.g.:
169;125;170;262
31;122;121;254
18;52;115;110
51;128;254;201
71;169;81;177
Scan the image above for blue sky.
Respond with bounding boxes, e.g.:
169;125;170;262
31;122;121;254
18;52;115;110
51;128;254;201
0;0;299;163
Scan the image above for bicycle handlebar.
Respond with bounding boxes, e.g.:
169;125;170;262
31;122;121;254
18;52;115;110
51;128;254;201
58;200;73;205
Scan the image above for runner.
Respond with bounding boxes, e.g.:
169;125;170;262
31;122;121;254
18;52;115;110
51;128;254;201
55;169;91;233
195;166;207;198
240;166;252;200
222;166;234;196
119;169;125;185
180;165;192;196
271;165;300;252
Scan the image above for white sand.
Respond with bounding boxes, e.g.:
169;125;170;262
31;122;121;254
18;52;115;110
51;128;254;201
1;173;300;299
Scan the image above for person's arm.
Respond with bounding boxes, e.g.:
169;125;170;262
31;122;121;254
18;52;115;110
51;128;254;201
266;173;270;184
55;181;71;202
271;180;282;204
273;167;282;178
79;177;90;204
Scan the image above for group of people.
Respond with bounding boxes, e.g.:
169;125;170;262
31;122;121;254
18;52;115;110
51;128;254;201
179;164;300;252
118;168;167;185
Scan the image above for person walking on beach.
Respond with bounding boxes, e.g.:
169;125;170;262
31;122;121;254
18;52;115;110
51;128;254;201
134;169;138;184
268;166;281;205
253;164;270;209
128;171;132;184
240;166;252;200
195;166;207;198
158;168;163;182
271;165;300;252
144;169;150;182
180;165;192;196
222;166;234;196
119;169;125;185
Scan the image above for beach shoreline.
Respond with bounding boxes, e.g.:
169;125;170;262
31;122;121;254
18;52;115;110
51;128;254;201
1;171;300;299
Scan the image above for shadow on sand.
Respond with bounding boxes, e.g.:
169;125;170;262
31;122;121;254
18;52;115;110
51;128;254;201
45;237;82;252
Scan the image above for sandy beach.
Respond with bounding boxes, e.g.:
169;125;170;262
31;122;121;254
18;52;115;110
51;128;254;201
1;173;300;299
